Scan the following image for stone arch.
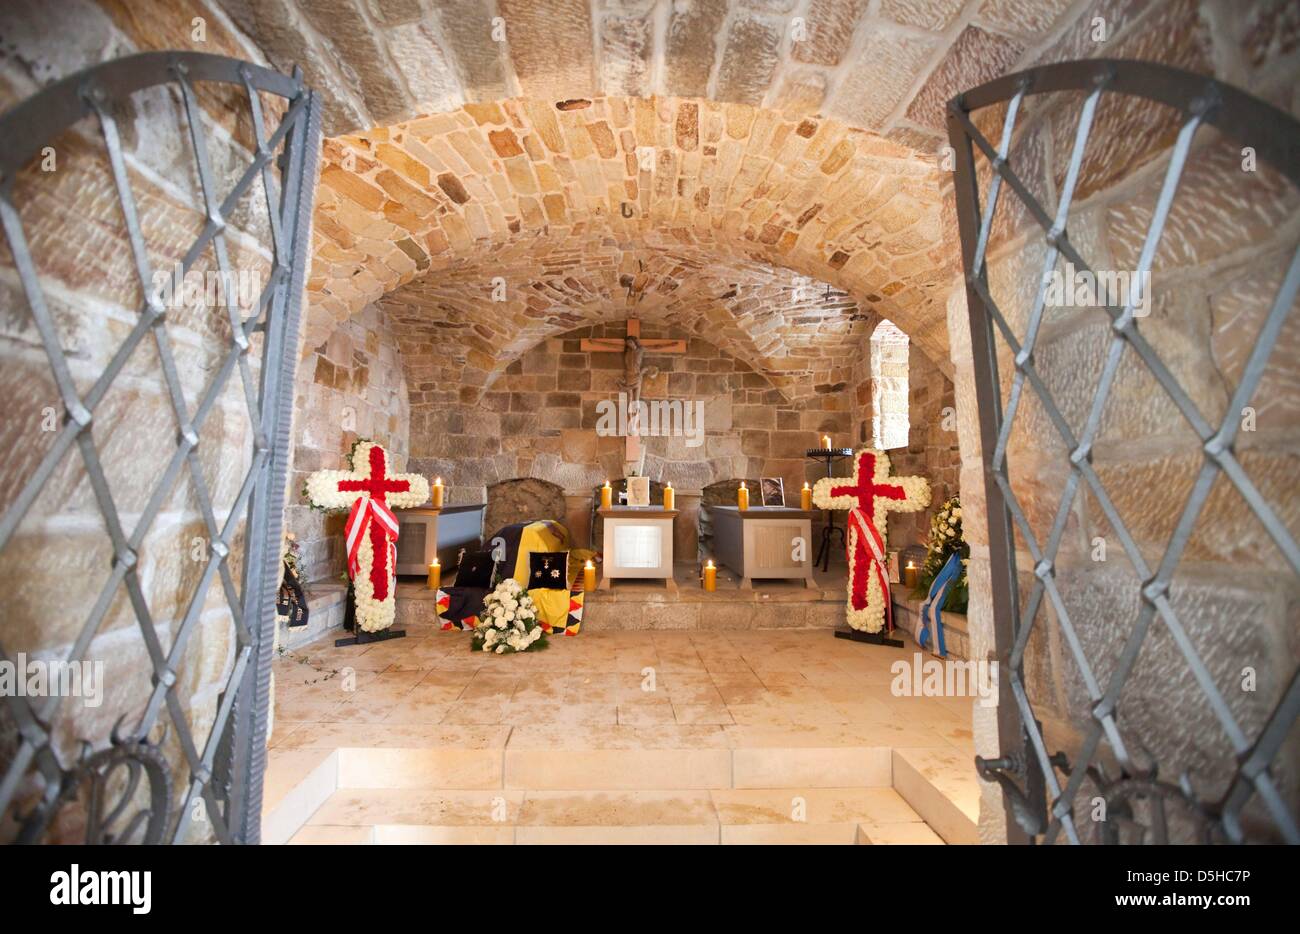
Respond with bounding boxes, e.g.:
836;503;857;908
484;477;566;536
306;97;952;373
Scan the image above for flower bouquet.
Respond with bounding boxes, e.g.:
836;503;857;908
911;494;969;613
471;578;549;654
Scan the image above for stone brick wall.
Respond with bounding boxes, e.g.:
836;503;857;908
944;0;1300;842
284;303;411;584
407;320;851;506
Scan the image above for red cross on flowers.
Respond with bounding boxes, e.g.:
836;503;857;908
337;445;410;601
813;449;930;634
830;452;907;515
304;441;429;634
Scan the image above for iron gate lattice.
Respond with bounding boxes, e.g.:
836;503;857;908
0;52;320;843
947;59;1300;845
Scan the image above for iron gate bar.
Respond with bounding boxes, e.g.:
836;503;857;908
0;51;319;844
947;58;1300;844
232;72;319;843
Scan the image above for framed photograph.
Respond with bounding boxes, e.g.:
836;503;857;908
760;477;785;507
626;476;650;507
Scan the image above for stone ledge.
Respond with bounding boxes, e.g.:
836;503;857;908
889;584;970;659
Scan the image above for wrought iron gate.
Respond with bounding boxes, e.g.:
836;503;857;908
947;59;1300;844
0;53;319;843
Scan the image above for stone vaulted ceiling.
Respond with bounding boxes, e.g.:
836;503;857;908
381;236;871;402
216;0;1092;376
311;97;948;384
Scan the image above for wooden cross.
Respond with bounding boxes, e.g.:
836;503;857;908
578;317;686;355
813;449;930;633
581;318;686;470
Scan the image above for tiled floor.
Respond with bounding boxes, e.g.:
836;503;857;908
267;621;984;843
271;623;977;746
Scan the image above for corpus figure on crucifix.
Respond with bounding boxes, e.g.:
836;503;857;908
581;317;685;476
813;449;929;634
304;441;429;633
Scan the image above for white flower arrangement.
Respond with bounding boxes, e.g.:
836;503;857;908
471;578;549;654
302;439;430;634
914;494;969;613
813;448;930;634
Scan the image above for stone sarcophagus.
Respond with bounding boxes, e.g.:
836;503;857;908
706;506;815;589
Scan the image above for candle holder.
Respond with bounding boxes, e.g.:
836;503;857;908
806;447;854;572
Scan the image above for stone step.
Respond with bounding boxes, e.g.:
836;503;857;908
289;787;935;845
273;723;908;790
266;724;979;844
891;746;980;844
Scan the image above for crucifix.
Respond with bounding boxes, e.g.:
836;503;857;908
581;317;686;476
812;448;930;645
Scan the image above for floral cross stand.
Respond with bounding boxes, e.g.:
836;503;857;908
304;440;429;647
812;448;929;647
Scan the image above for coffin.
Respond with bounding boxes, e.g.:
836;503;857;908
393;504;486;575
706;505;815;588
598;506;677;591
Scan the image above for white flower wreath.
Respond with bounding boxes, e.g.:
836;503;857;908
303;440;429;633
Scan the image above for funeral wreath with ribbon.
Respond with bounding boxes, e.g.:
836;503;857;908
304;440;429;632
812;449;930;633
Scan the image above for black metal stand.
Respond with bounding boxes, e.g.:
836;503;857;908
808;448;853;571
333;582;407;647
834;627;904;648
335;628;406;647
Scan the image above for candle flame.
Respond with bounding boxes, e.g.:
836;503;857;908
434;476;442;485
706;559;715;568
739;481;746;489
432;558;440;567
802;481;810;489
585;559;594;569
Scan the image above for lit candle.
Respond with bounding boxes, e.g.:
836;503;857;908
427;558;440;591
737;481;749;510
801;481;812;511
703;559;717;592
821;435;831;450
903;560;918;590
431;475;444;509
601;481;612;509
663;482;674;511
583;559;596;592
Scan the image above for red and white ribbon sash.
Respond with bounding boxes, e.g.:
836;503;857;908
846;506;893;631
344;494;400;581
